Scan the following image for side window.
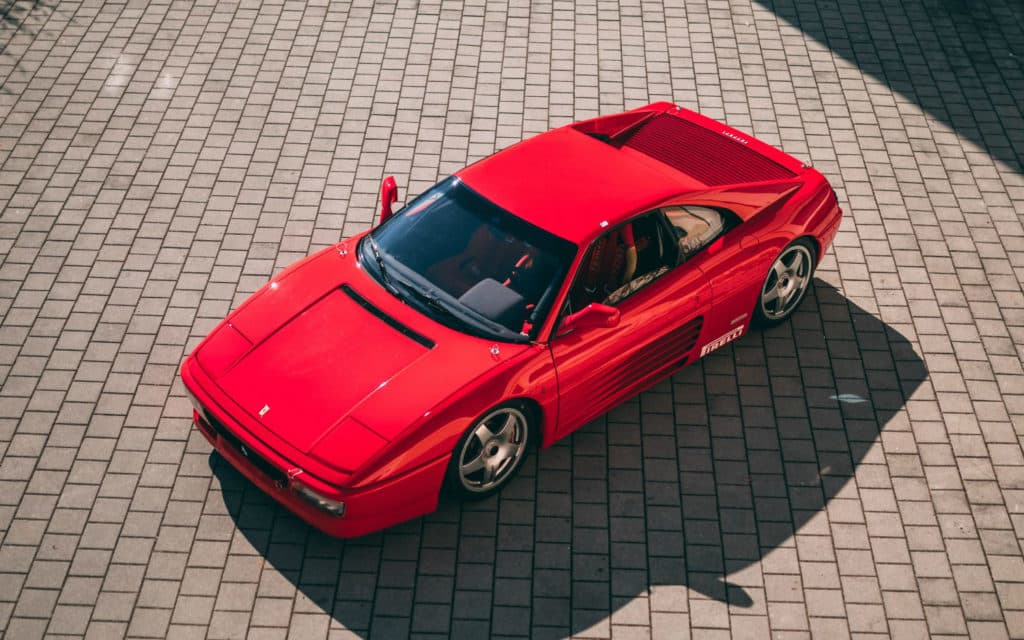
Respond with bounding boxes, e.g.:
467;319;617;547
565;211;677;312
662;205;729;264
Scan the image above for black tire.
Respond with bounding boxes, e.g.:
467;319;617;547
445;401;534;501
753;238;816;328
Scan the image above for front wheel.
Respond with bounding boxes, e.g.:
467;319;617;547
754;239;816;327
446;403;533;500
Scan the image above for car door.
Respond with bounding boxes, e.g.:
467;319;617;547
681;217;770;351
549;212;712;438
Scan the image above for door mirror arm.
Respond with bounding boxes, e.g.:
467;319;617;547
557;303;620;337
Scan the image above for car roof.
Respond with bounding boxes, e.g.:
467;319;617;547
456;126;705;245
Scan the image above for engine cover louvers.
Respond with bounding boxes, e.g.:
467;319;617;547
623;114;795;186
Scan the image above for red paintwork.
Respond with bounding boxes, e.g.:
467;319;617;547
380;176;398;222
180;102;842;537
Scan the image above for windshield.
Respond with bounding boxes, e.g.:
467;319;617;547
362;177;577;342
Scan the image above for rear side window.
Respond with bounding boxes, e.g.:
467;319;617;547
663;205;737;263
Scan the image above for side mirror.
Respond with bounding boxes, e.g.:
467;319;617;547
380;176;399;223
558;303;620;337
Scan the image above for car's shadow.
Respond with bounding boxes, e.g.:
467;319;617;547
209;279;927;638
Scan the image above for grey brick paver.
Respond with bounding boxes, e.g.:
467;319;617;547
2;0;1024;638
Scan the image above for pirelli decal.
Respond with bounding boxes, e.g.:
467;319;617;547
699;326;744;357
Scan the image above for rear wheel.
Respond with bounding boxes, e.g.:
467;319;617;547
754;239;815;327
447;403;532;500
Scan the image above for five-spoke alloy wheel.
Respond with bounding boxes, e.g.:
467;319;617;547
755;239;816;326
448;404;532;499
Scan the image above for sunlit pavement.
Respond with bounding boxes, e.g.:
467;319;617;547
1;0;1023;638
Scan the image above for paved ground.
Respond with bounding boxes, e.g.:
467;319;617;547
1;0;1023;638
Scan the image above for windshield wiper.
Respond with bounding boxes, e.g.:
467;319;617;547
363;238;512;341
403;285;479;334
367;236;400;296
405;286;453;317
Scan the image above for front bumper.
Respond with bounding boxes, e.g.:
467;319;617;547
181;356;449;538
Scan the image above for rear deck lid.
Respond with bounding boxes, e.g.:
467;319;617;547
619;113;797;186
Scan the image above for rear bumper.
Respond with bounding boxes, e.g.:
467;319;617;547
181;356;448;538
821;207;842;258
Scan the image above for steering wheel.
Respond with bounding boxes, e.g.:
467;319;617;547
504;253;533;288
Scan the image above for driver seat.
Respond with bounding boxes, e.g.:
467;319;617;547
582;224;637;300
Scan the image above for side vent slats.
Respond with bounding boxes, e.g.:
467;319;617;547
624;114;795;186
588;316;704;408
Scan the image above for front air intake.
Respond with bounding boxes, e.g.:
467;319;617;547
623;114;795;186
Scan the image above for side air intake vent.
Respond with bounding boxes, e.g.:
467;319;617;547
623;114;795;186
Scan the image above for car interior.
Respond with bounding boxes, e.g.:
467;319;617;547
426;224;529;297
389;196;733;335
415;220;564;334
565;206;733;313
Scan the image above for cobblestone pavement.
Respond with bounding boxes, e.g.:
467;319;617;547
1;0;1023;638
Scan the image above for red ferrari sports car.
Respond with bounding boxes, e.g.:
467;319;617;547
182;102;842;537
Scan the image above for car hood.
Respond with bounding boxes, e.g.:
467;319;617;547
194;241;528;473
